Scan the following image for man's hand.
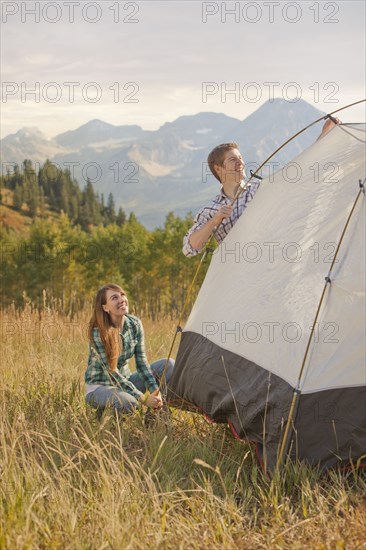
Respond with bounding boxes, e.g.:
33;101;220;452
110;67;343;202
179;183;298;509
188;204;233;252
317;117;341;140
213;204;233;224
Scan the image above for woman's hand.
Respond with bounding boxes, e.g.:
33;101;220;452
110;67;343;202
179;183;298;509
144;389;163;410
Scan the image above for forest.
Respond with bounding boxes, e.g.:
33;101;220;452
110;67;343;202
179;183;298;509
0;160;210;315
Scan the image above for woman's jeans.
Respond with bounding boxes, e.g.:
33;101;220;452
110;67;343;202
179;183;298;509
86;358;175;413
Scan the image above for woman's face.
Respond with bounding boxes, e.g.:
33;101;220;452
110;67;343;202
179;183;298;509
102;289;129;319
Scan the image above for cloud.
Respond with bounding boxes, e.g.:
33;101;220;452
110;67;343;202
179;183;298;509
1;1;365;137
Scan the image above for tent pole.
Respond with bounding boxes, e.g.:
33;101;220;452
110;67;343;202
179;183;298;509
276;390;300;469
275;181;365;471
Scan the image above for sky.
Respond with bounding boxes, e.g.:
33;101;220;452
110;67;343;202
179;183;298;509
1;0;365;138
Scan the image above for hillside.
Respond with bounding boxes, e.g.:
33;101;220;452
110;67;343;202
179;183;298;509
0;189;57;236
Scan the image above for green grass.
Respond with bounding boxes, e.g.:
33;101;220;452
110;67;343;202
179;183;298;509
1;304;365;549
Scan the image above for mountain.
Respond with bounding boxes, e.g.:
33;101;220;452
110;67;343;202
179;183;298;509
55;119;145;150
222;99;323;172
0;127;65;166
1;99;325;227
156;112;241;148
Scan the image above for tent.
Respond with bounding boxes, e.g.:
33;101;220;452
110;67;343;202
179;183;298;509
168;123;366;472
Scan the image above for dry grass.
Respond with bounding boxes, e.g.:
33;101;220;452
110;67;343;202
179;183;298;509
0;203;33;235
1;304;365;550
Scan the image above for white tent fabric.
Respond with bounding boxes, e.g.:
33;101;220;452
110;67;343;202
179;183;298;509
186;124;365;391
168;123;366;470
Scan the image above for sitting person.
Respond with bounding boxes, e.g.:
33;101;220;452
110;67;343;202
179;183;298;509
85;283;174;414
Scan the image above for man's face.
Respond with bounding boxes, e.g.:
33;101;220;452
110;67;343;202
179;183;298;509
215;148;245;184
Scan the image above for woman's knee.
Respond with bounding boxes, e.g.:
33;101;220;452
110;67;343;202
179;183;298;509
164;358;175;383
147;358;175;386
86;387;138;413
114;393;139;413
86;391;102;409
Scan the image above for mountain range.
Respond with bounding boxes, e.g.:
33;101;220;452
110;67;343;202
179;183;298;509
1;99;325;228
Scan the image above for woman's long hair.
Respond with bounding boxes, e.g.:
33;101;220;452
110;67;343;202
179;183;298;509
88;283;125;371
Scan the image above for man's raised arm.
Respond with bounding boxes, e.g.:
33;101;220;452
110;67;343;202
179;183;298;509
183;205;233;257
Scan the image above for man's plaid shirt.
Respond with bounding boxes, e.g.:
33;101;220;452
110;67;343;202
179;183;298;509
183;180;261;257
85;314;158;399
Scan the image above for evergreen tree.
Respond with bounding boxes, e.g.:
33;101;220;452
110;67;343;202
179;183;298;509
22;161;39;217
39;187;46;217
6;164;22;191
116;206;126;226
99;193;106;222
13;184;23;210
77;179;102;229
106;193;116;224
26;184;40;217
69;194;79;222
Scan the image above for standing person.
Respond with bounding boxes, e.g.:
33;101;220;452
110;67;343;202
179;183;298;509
85;283;174;414
183;119;339;257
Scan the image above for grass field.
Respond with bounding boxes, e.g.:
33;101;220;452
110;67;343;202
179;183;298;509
1;304;365;549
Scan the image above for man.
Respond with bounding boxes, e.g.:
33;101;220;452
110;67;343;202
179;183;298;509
182;118;339;257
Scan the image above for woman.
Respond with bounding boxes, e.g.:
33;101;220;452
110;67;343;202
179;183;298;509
85;283;174;414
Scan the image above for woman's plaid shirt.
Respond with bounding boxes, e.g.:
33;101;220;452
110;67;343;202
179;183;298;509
85;315;159;399
183;180;261;257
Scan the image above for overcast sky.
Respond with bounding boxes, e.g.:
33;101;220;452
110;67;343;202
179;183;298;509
1;0;365;138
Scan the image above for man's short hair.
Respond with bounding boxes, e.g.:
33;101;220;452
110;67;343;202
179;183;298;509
207;142;239;182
